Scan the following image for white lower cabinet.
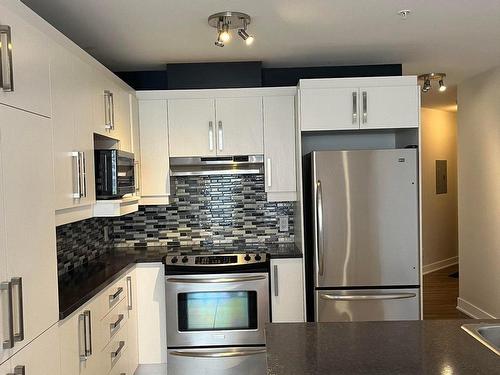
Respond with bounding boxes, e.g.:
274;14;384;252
59;271;139;375
270;258;305;322
1;325;61;375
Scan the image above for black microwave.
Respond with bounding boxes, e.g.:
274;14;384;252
95;149;135;199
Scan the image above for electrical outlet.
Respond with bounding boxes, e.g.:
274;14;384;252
279;216;288;232
103;226;109;242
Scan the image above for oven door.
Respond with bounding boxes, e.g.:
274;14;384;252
165;272;269;348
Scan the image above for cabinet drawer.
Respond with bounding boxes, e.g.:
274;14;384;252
103;323;129;375
99;298;129;350
95;278;128;320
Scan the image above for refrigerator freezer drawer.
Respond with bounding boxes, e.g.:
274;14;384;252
315;288;420;322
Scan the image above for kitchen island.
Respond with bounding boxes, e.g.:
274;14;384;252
266;320;499;374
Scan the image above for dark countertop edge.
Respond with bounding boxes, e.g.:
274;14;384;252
58;244;302;320
58;259;162;320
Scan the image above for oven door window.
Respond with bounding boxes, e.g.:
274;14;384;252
178;291;257;331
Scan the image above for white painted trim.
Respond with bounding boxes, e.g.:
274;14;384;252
457;298;497;319
137;86;297;100
298;76;417;89
422;256;458;275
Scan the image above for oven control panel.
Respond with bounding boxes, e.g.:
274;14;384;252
164;253;268;267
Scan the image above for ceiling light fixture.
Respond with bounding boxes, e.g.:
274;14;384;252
418;73;447;93
398;9;411;19
208;12;254;48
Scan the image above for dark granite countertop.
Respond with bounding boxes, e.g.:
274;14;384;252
266;320;500;375
58;243;301;320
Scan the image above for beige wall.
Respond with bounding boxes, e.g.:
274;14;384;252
421;108;458;269
457;66;500;318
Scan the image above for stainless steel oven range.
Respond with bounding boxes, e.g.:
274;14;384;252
164;252;270;375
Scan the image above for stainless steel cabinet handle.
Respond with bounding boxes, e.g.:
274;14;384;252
72;152;82;198
352;91;358;124
266;158;272;187
315;180;325;276
11;278;24;342
362;91;367;124
1;281;14;349
110;92;115;130
7;365;25;375
126;276;133;310
273;265;279;297
319;292;417;301
104;90;114;130
79;310;92;360
109;287;123;304
170;348;266;358
111;341;125;358
0;25;14;92
217;121;223;151
166;275;266;284
110;314;124;330
208;121;214;151
80;151;87;198
134;161;140;193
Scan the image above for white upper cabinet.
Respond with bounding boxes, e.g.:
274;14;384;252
50;42;95;213
215;97;263;156
0;105;58;360
263;95;297;201
299;77;419;131
168;98;216;157
139;100;170;205
0;2;51;117
113;85;132;152
359;86;419;129
300;88;359;131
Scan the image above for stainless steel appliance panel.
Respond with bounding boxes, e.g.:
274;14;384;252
315;288;420;322
312;149;419;288
165;272;269;348
167;347;267;375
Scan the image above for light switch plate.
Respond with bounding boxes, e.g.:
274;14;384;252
279;216;288;232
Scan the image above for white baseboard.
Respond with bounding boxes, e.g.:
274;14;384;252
422;256;458;275
457;297;497;319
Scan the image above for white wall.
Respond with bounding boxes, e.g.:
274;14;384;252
421;108;458;272
456;66;500;318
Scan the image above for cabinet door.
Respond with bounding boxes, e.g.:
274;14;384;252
0;146;9;364
0;3;51;117
0;360;11;375
8;324;60;375
168;98;216;157
91;71;112;137
215;97;263;156
126;271;139;375
114;87;132;152
359;86;419;129
130;94;141;195
270;259;304;323
263;95;297;201
300;88;359;131
138;100;170;201
0;105;58;356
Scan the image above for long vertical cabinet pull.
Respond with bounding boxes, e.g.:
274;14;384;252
362;91;368;124
109;92;115;130
126;276;133;311
0;25;14;91
208;121;214;151
1;281;14;349
80;151;87;198
134;161;141;193
79;310;92;361
217;121;224;151
352;91;358;124
71;152;85;198
267;158;272;187
11;278;24;342
104;91;114;130
273;265;279;297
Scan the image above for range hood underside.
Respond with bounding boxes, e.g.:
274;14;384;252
169;155;264;176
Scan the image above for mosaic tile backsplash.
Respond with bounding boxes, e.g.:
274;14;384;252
56;174;295;275
113;174;294;247
56;217;114;276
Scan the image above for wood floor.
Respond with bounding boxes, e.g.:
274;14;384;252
423;264;470;320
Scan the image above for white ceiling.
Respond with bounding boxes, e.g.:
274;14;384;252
21;0;500;111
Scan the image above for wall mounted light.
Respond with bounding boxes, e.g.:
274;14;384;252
208;12;254;48
418;73;447;93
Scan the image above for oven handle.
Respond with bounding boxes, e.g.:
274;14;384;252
166;275;267;284
169;348;266;358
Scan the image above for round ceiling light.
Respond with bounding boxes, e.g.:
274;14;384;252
208;11;254;48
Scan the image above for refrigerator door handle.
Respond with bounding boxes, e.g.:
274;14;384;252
319;292;417;301
315;180;325;276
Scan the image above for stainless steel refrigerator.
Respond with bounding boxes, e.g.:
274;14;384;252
311;149;420;322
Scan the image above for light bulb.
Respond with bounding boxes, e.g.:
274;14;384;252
438;79;447;92
220;24;230;42
245;35;254;45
